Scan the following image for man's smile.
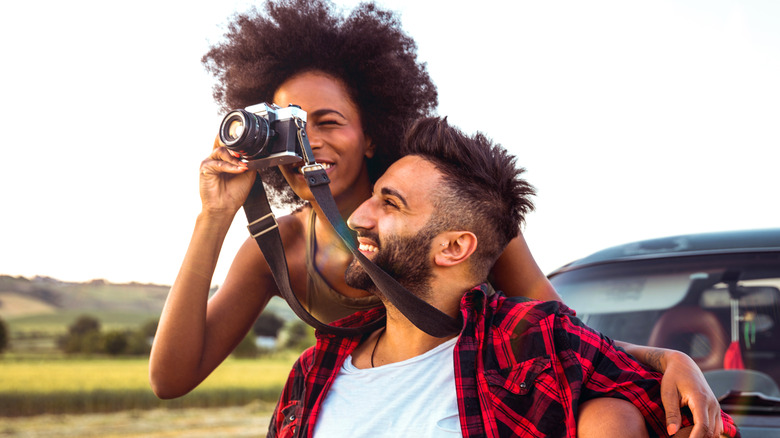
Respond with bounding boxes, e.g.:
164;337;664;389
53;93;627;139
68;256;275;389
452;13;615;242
358;242;378;253
357;236;380;256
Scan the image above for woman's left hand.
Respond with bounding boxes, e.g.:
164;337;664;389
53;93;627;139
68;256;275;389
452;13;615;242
616;342;723;438
659;350;722;438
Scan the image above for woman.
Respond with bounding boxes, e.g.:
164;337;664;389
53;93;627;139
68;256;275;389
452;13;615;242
150;1;721;436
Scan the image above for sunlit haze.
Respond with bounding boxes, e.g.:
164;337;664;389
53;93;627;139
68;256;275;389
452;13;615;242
1;0;778;285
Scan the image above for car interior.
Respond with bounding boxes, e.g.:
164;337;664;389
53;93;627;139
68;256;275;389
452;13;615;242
552;258;780;404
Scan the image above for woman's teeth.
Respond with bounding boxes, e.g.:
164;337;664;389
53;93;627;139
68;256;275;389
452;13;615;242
298;162;333;174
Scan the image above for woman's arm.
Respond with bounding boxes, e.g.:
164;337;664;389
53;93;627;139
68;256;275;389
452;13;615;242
489;234;561;301
492;232;723;438
149;145;278;399
615;342;723;438
149;222;279;398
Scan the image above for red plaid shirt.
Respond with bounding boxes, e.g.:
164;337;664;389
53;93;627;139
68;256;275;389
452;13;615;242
268;284;740;438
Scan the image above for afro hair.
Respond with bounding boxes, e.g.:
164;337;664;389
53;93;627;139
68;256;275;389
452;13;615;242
203;0;438;206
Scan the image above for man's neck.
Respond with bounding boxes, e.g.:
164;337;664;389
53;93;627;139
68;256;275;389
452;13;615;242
349;282;468;369
350;315;457;370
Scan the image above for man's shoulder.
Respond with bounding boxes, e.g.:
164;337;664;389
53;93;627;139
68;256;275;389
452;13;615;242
489;293;576;331
492;292;573;315
293;344;318;372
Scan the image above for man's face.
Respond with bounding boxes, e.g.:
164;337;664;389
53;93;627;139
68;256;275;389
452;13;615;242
344;225;438;297
345;156;444;297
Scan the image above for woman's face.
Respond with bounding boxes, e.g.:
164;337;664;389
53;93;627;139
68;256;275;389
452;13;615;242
273;71;375;206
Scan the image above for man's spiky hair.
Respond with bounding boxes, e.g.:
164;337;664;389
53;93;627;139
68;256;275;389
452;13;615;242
401;117;536;277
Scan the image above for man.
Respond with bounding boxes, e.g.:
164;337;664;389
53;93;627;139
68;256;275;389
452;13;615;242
268;117;739;437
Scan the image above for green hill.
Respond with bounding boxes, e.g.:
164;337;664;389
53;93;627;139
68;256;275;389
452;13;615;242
0;275;295;341
0;276;172;348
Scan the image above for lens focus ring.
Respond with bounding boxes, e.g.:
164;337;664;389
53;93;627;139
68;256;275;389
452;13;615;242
218;109;271;159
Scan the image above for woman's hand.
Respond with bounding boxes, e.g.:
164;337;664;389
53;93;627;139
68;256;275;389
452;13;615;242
618;342;723;438
659;350;723;438
198;137;255;216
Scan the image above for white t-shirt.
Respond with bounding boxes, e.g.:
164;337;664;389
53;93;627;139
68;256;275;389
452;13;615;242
313;337;461;437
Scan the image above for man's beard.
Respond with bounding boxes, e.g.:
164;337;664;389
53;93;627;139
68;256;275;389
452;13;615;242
345;226;438;300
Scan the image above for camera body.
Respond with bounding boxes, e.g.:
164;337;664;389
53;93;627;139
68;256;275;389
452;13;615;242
218;103;307;169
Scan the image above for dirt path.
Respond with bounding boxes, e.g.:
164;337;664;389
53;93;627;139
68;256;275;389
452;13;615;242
0;402;275;437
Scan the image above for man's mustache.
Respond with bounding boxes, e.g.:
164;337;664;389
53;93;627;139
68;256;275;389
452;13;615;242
356;231;381;248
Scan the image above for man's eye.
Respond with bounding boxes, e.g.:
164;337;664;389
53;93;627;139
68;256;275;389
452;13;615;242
384;199;399;209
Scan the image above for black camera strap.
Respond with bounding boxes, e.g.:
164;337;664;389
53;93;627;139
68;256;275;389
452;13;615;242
242;121;461;338
243;175;383;337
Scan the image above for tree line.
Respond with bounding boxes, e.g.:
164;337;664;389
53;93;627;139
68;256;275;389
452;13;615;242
0;312;313;357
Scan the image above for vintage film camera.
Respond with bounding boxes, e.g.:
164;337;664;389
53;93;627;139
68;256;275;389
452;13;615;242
218;103;308;169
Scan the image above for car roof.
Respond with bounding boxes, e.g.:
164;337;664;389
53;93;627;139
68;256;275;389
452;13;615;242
550;228;780;275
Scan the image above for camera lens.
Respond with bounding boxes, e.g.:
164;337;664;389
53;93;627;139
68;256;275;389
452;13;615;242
219;109;271;159
225;119;245;142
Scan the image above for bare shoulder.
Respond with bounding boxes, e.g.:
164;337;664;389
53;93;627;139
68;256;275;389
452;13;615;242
278;207;309;249
231;207;309;267
219;207;310;300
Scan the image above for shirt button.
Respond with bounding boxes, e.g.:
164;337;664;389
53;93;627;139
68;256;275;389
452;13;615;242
288;414;296;422
519;382;527;389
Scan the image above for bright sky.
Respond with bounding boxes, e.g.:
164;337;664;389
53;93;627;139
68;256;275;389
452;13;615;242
1;0;778;285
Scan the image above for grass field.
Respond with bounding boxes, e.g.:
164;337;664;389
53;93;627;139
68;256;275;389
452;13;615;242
0;403;276;437
0;356;297;417
0;276;302;424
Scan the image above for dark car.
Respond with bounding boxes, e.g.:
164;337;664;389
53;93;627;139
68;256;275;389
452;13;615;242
548;228;780;438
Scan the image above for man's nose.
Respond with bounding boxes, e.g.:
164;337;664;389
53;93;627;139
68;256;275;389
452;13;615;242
347;198;375;232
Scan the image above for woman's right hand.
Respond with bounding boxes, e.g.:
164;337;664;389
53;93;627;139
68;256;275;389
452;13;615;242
198;136;255;216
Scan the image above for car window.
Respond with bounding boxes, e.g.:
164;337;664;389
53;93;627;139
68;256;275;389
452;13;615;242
551;261;718;315
549;253;780;399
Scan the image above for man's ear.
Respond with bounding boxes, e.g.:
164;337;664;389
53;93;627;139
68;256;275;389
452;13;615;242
434;231;477;267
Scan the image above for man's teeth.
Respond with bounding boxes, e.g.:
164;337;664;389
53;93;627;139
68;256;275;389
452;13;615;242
359;243;378;253
298;163;333;174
